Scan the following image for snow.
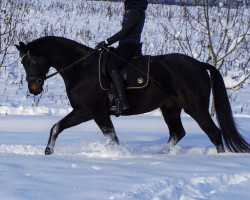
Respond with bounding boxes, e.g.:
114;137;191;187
0;0;250;199
0;116;250;200
227;36;244;54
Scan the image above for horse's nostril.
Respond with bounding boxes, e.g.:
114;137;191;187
29;83;36;91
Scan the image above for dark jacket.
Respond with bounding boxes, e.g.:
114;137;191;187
106;0;148;45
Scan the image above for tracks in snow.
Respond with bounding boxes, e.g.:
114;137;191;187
110;173;250;200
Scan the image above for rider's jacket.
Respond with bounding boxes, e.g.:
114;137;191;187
106;0;148;46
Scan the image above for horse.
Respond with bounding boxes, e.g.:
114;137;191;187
15;36;250;155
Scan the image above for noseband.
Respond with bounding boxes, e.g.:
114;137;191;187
21;51;45;84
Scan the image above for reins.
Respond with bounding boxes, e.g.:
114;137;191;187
44;51;96;80
22;47;161;88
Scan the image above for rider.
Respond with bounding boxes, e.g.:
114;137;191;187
95;0;148;111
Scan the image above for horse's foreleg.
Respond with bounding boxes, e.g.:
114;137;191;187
94;116;119;145
45;109;91;155
45;122;60;155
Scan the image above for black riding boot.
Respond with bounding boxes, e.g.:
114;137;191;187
110;69;130;111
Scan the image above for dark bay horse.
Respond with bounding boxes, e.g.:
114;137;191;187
15;36;250;155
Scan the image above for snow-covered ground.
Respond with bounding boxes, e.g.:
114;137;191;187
0;0;250;199
1;115;250;200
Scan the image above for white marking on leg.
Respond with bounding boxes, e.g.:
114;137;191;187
162;137;178;154
47;122;60;149
51;122;60;137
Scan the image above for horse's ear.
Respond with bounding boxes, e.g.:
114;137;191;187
15;42;27;52
15;44;21;51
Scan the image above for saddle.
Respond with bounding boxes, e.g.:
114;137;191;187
99;49;151;90
98;48;151;116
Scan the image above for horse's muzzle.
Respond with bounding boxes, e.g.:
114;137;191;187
28;82;43;95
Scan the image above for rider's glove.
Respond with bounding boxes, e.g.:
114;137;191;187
95;40;108;50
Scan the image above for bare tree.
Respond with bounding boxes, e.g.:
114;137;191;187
163;0;250;115
0;0;29;71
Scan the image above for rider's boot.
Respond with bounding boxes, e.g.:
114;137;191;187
110;69;130;111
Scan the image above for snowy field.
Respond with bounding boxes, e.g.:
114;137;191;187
0;0;250;199
1;115;250;200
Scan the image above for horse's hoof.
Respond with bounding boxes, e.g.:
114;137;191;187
161;143;175;154
45;147;54;155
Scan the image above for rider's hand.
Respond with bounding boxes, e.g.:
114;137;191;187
95;40;108;50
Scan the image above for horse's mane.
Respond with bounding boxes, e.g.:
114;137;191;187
27;36;93;56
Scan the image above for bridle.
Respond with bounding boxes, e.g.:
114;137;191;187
21;50;96;84
21;51;45;84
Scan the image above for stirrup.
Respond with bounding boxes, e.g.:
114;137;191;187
109;97;121;117
109;97;129;117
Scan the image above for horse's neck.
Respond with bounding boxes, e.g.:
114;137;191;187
47;45;93;87
30;37;92;72
50;46;92;72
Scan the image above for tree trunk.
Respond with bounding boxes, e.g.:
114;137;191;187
210;97;215;117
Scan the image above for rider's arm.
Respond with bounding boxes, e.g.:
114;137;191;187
106;8;143;45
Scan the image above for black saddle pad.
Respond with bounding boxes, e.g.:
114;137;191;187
99;50;151;90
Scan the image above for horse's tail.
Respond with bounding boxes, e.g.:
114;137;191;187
205;63;250;153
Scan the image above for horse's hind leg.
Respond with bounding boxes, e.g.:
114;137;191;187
188;110;225;153
160;104;186;152
94;116;119;145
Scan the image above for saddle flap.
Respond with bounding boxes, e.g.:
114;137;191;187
99;50;150;90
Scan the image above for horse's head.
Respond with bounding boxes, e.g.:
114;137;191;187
15;42;51;95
